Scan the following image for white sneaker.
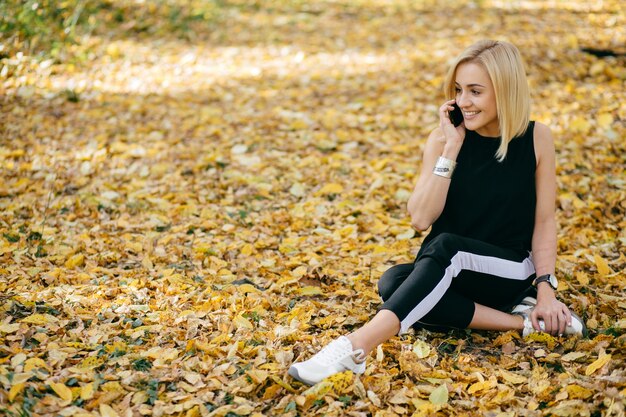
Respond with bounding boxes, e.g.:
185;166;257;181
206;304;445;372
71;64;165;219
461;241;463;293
288;336;366;385
511;297;587;337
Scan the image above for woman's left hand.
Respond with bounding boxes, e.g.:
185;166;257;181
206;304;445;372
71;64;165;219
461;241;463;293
531;294;572;336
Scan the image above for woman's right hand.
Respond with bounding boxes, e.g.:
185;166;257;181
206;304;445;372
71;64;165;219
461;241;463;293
439;99;466;145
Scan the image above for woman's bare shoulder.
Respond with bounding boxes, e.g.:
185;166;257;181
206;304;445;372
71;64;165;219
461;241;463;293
533;121;555;164
533;121;553;138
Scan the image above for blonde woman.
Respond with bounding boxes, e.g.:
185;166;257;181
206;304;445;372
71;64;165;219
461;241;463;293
288;40;586;386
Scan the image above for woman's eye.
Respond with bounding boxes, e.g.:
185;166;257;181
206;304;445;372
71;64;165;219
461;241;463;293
454;87;461;93
472;90;480;95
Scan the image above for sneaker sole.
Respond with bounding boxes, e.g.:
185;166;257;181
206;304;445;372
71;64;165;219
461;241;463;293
288;365;316;386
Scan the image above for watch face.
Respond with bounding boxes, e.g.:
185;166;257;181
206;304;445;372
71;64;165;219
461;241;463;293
549;275;558;289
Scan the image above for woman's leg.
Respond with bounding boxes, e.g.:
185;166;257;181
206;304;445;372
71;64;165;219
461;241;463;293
289;233;534;384
378;263;415;301
470;303;524;331
381;233;534;334
346;309;400;355
345;298;525;356
350;233;533;354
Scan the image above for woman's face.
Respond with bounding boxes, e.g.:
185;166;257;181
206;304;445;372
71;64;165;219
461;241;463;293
454;62;499;137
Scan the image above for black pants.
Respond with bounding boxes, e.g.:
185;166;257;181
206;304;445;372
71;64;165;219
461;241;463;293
378;233;537;333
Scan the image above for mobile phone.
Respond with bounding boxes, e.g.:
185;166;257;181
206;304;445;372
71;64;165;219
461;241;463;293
449;103;463;127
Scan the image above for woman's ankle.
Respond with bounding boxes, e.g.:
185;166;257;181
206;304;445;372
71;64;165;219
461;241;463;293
512;313;525;331
346;333;370;356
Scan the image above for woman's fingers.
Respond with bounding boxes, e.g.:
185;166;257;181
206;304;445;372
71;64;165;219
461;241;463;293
530;310;541;332
545;314;555;335
559;311;567;336
439;100;457;123
560;308;572;336
532;303;574;336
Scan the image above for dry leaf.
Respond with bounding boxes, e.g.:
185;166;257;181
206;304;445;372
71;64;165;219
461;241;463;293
1;2;625;416
585;353;612;376
429;384;448;405
8;383;25;402
593;254;613;276
50;382;73;404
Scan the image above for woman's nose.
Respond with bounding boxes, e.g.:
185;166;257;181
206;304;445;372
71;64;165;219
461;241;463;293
457;94;471;108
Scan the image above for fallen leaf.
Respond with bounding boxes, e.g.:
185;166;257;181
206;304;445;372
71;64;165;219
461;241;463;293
50;382;73;404
585;353;612;376
429;384;448;405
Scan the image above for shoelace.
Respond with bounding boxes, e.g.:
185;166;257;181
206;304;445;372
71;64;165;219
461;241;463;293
315;340;363;366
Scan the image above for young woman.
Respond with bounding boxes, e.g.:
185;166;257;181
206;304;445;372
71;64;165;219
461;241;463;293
288;40;586;386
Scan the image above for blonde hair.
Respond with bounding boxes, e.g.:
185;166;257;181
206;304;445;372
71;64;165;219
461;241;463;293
443;40;531;161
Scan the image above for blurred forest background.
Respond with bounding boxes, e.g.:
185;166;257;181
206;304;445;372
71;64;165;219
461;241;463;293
1;1;625;416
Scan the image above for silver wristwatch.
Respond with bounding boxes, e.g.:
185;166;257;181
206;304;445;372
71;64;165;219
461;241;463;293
533;273;558;290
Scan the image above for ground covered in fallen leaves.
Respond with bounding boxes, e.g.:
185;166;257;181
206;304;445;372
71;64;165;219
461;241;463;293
1;1;625;416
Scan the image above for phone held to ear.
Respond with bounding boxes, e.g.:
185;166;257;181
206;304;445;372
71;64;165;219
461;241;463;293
449;103;463;127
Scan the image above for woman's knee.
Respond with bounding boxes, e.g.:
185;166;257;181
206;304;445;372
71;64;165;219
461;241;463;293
378;263;413;301
419;232;463;260
429;232;460;249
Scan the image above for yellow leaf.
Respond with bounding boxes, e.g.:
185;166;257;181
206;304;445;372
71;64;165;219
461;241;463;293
575;271;589;285
233;314;254;330
20;314;58;325
570;116;591;134
141;256;153;270
78;356;105;369
566;384;593;399
50;382;73;403
235;283;260;294
336;225;356;238
371;158;390;171
291;266;308;278
585;353;611;376
589;61;605;76
24;357;51;373
81;382;95;400
104;341;127;354
289;119;308;130
499;370;526;385
65;253;85;268
186;406;201;417
325;371;354;395
597;113;613;129
525;332;557;349
594;254;612;276
303;380;333;402
0;323;20;333
66;342;96;350
240;243;254;256
143;347;179;361
429;383;448;405
246;369;269;384
561;351;587;362
318;183;343;195
8;382;25;402
412;340;431;359
269;375;296;393
468;378;496;394
297;286;323;296
100;404;120;417
125;241;143;253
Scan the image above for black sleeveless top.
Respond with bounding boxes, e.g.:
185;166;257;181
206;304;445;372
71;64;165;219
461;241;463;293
420;121;537;255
